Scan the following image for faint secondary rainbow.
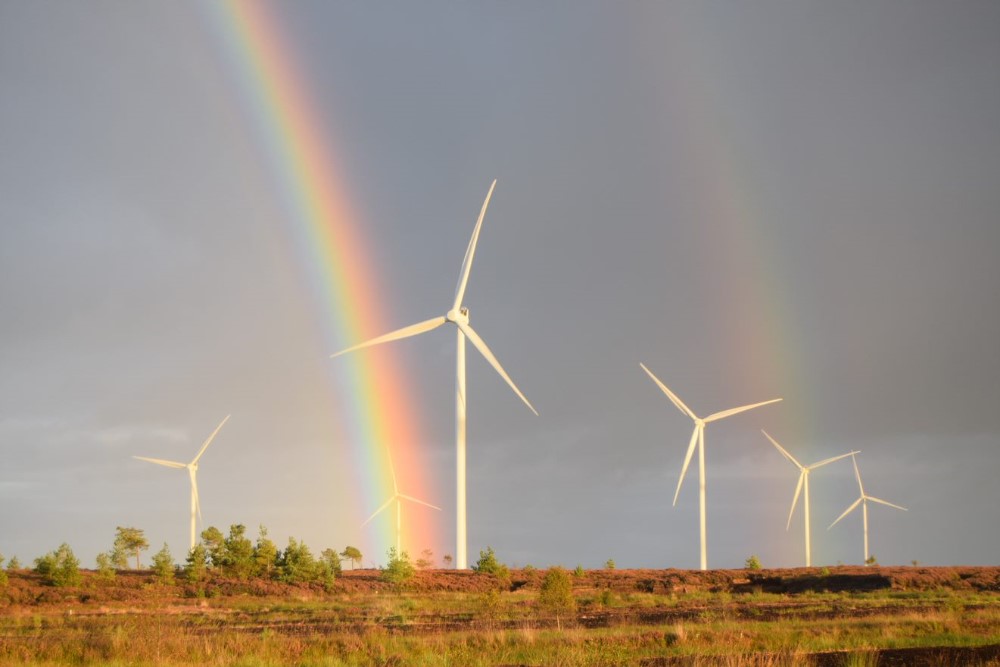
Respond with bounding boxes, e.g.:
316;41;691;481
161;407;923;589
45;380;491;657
204;1;442;559
630;6;818;567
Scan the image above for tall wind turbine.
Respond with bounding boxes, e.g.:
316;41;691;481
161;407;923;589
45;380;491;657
134;415;231;551
332;180;537;569
363;447;441;556
829;453;906;565
640;363;781;570
762;430;857;567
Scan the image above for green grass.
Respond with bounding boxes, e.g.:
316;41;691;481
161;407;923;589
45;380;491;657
2;583;1000;665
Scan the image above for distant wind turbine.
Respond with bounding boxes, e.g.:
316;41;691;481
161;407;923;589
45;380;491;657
829;452;906;565
762;430;857;567
640;363;782;570
332;180;537;570
363;447;441;556
134;415;231;551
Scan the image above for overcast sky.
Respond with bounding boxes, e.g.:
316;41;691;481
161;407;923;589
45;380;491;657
2;1;999;570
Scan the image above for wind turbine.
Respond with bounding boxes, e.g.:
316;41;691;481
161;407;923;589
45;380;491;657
332;180;537;569
829;452;906;565
640;363;781;570
362;447;441;556
134;415;231;551
762;430;858;567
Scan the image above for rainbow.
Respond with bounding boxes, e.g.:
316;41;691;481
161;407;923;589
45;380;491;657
204;1;442;560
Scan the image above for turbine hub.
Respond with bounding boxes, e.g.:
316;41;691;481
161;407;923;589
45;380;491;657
446;307;470;325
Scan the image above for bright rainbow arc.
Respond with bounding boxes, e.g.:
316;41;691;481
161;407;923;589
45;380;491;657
205;1;441;560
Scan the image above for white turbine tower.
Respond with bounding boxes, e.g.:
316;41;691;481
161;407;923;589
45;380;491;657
362;448;441;556
332;180;537;569
829;452;906;565
134;415;231;551
762;430;858;567
640;363;781;570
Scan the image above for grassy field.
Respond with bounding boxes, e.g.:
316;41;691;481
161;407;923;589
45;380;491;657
1;566;999;666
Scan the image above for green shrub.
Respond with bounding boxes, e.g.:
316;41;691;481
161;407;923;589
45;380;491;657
151;543;175;584
6;556;20;571
381;547;415;587
279;537;321;584
95;552;116;582
184;544;209;583
539;566;576;629
745;555;762;570
34;543;81;587
472;546;510;588
574;564;585;577
605;558;616;570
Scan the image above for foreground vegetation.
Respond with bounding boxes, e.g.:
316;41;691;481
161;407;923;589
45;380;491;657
1;565;999;666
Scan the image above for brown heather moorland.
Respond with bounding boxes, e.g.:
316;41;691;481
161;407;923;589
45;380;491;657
1;565;999;666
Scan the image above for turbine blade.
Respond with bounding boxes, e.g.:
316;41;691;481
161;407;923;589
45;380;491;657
192;414;231;465
807;450;859;471
829;497;863;529
398;494;442;511
705;398;782;423
361;497;395;527
453;179;497;310
639;363;697;420
762;430;803;470
851;453;865;495
672;426;700;506
331;316;447;358
787;473;805;530
133;456;186;469
866;495;907;511
459;322;538;416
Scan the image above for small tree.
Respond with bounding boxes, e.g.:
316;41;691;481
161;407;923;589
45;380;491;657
6;556;20;571
253;526;279;578
539;566;576;630
95;552;116;582
416;548;435;570
184;544;209;584
340;546;362;570
866;554;878;567
200;526;225;567
34;543;81;587
279;537;320;584
317;548;342;589
573;564;585;577
222;524;255;580
745;555;762;570
605;558;616;570
442;554;453;569
381;547;415;587
152;543;175;584
113;527;149;569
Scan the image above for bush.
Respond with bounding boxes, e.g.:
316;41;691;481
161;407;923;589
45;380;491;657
151;543;175;584
278;537;321;584
34;543;81;587
184;544;209;583
605;558;616;570
6;556;20;571
473;546;510;588
745;555;762;570
539;566;576;629
95;552;116;582
574;564;585;577
381;547;415;587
